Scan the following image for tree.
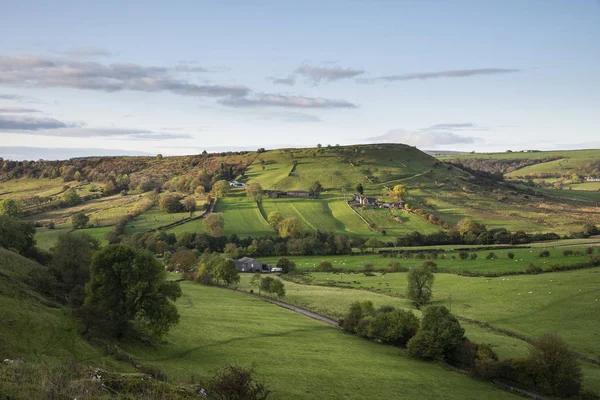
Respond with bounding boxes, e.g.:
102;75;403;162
364;237;383;249
355;183;364;195
269;279;285;298
278;217;301;238
214;259;240;286
457;218;486;236
406;263;435;306
0;199;22;217
168;248;197;271
85;245;181;339
63;188;82;207
159;194;184;213
246;182;263;203
309;181;323;198
527;333;582;397
71;212;89;229
583;222;599;237
390;184;407;202
367;308;419;346
267;211;283;230
204;213;225;237
50;232;100;307
183;196;196;213
211;180;231;198
407;306;465;361
316;261;333;272
276;257;296;273
0;216;36;255
208;364;270;400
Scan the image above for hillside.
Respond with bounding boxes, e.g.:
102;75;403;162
1;144;598;251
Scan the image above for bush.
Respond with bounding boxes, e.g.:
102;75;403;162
316;261;333;272
208;364;270;400
459;251;469;260
507;252;515;259
276;257;296;273
539;250;550;258
486;252;496;260
367;308;419;346
526;263;543;274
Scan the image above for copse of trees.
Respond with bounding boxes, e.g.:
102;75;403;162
258;276;286;298
84;244;182;339
62;188;83;207
407;306;465;361
204;213;225;237
159;193;184;213
71;212;89;229
194;252;240;286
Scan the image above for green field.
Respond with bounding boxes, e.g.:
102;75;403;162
122;282;520;400
254;246;598;274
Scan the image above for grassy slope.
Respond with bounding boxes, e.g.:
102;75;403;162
124;282;518;400
0;249;128;369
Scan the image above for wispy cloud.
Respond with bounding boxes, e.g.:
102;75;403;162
268;75;296;86
259;111;322;123
219;94;357;109
59;47;114;58
0;55;249;98
296;64;364;84
0;106;41;114
366;123;483;148
3;125;192;140
0;93;42;103
0;115;72;130
359;68;521;83
420;123;488;132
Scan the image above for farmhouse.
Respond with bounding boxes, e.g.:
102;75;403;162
585;176;600;182
234;257;269;272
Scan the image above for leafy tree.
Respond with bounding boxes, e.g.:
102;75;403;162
208;364;271;400
457;218;486;236
0;215;36;254
309;181;324;198
259;276;275;293
269;279;285;298
390;184;407;202
246;182;263;202
527;333;582;397
0;199;22;217
50;232;100;306
168;248;197;271
267;211;283;230
204;213;225;237
183;196;196;213
364;237;383;249
340;301;375;334
407;306;465;361
367;308;419;346
406;263;435;306
71;212;89;229
195;185;206;197
211;180;231;198
214;259;240;286
159;194;184;213
62;188;83;207
276;257;296;273
583;222;599;237
85;245;182;339
278;217;301;238
355;183;364;195
251;272;262;294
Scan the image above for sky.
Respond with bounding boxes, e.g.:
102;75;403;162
0;0;599;159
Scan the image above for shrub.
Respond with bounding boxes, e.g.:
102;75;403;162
539;250;550;258
407;306;464;361
507;252;515;259
316;261;333;272
459;251;469;260
367;309;419;346
276;257;296;273
469;253;478;260
388;261;408;272
526;263;543;274
486;252;496;260
208;364;270;400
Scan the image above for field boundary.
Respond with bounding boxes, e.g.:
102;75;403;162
345;201;376;232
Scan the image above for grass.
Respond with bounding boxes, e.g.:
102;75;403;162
254;246;599;274
123;282;520;400
125;206;190;235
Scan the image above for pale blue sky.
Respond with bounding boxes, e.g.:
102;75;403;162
1;0;599;158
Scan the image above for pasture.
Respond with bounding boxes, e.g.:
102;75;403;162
122;282;520;400
255;246;599;274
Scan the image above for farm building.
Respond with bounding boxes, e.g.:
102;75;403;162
234;257;269;272
585;176;600;182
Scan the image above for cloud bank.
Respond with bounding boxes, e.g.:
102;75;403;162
296;64;364;83
219;94;357;109
359;68;520;83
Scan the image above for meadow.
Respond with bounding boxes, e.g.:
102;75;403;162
254;246;599;274
122;282;521;400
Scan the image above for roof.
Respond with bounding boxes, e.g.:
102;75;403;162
236;257;256;262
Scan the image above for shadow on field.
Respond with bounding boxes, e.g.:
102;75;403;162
145;326;331;362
